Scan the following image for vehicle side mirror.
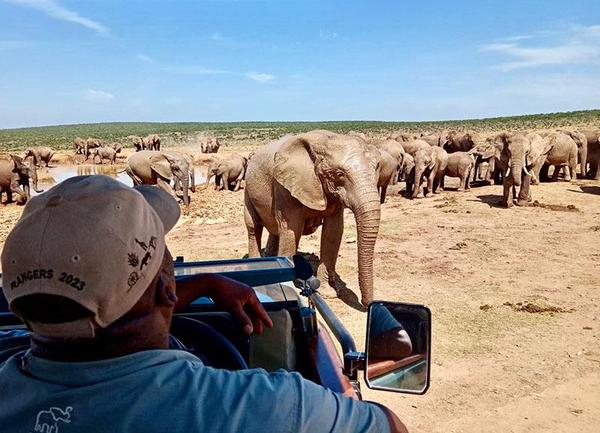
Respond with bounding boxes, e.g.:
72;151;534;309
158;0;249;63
365;301;431;394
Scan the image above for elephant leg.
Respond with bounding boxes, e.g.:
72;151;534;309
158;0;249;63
516;174;532;206
244;196;263;258
457;173;466;191
579;147;587;179
265;234;279;256
501;178;513;207
432;174;442;194
465;167;472;190
551;165;561;181
317;208;344;298
424;171;434;198
276;210;304;257
591;162;600;180
10;180;26;204
568;157;577;182
379;185;387;204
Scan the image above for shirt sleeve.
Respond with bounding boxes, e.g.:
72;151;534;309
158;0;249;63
283;371;391;433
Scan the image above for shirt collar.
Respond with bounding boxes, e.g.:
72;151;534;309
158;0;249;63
19;349;202;387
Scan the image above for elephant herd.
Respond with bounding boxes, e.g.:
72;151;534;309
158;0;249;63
242;128;600;306
379;128;600;208
2;127;598;307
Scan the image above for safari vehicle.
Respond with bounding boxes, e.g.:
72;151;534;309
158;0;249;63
0;255;431;399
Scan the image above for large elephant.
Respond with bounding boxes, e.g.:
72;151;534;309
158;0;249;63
0;155;43;204
166;151;196;194
125;151;191;206
244;131;381;306
210;153;249;191
73;137;86;154
373;139;405;184
89;146;117;165
401;140;437;198
493;132;550;207
420;132;445;147
108;142;123;154
538;132;578;182
442;131;476;153
84;138;101;159
200;136;221;153
526;132;553;185
364;144;397;204
24;146;55;167
581;129;600;179
557;130;587;178
442;151;476;191
145;134;161;151
131;136;145;152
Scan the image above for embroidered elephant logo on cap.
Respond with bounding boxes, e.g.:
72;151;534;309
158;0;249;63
34;406;73;433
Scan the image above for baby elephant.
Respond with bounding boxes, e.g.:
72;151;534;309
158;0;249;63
24;146;55;168
442;151;475;191
89;147;117;165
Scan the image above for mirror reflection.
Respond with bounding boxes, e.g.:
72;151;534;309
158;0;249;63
365;302;431;394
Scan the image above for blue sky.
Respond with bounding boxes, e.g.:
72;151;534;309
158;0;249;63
0;0;599;128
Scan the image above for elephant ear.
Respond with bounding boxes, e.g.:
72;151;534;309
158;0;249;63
527;135;552;167
10;154;24;172
493;133;509;151
273;136;326;211
149;154;173;180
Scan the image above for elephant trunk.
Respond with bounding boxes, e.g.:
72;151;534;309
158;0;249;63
511;160;523;186
181;173;190;206
189;166;196;193
349;186;381;307
30;169;43;193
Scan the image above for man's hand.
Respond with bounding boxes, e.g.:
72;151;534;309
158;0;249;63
208;275;273;335
175;273;273;335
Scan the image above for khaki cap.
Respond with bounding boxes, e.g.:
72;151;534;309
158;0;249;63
0;175;180;338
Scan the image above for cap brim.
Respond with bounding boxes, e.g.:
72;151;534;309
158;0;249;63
134;186;181;233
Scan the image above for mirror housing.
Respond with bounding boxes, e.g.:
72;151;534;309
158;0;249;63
364;301;431;394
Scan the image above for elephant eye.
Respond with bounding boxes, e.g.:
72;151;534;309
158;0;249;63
335;170;345;178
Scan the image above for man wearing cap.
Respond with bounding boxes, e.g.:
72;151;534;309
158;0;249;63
0;175;406;433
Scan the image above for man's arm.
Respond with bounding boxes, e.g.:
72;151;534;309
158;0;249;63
371;402;409;433
175;273;273;334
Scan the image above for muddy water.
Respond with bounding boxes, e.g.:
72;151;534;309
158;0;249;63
34;164;206;195
35;164;132;194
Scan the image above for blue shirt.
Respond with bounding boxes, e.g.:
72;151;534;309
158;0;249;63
0;348;390;433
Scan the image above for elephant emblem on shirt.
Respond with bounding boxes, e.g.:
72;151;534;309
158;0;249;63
34;406;73;433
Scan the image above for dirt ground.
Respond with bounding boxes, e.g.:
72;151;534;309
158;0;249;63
1;144;599;433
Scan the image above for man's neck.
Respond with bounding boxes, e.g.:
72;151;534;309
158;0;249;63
30;312;171;362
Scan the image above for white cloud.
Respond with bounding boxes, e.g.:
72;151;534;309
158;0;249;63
4;0;109;35
136;54;155;64
246;72;275;83
84;89;114;103
481;24;600;71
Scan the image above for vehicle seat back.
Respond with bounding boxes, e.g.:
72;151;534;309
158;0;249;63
249;309;296;371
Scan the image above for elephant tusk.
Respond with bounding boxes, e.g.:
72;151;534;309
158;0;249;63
523;166;532;177
505;167;511;178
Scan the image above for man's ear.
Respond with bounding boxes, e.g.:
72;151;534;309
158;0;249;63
156;267;177;307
